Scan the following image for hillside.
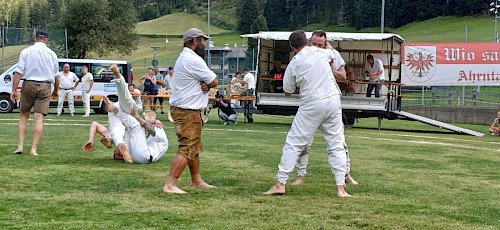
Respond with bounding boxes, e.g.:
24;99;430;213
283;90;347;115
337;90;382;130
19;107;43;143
394;16;495;42
136;13;228;36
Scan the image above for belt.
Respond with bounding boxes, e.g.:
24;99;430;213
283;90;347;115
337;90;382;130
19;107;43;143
170;106;200;113
59;88;71;90
23;79;50;84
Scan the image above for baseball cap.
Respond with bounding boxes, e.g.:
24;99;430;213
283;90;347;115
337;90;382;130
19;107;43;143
35;29;49;38
183;28;210;42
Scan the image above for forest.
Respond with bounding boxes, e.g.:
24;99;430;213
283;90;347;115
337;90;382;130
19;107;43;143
0;0;494;31
0;0;494;58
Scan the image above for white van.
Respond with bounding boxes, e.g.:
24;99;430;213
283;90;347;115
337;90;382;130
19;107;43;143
0;59;133;113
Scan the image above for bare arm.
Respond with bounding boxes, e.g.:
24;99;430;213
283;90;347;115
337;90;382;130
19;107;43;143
130;105;156;136
333;65;346;82
72;80;79;90
207;77;218;88
52;76;59;98
10;72;22;102
88;80;94;92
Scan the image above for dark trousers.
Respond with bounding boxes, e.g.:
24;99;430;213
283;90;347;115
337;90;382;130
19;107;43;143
366;82;381;98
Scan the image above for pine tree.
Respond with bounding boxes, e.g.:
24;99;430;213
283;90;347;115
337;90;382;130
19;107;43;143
236;0;258;34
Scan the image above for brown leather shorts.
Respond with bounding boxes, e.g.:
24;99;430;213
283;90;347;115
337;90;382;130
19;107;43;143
20;80;51;115
170;106;203;160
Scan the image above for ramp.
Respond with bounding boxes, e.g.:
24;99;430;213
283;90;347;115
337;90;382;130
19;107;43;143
392;111;485;137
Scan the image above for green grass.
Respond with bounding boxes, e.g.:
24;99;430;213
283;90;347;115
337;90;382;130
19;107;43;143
0;108;499;229
136;12;228;36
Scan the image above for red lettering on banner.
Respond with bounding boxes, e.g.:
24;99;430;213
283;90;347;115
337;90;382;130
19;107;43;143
457;70;500;82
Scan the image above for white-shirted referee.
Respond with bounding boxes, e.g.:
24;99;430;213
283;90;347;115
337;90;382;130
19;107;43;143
56;63;79;116
163;28;218;194
10;29;59;156
81;65;94;117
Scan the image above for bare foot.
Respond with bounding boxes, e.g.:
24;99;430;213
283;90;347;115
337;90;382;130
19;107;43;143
118;143;133;163
345;174;359;185
113;148;124;160
30;151;38;156
292;176;305;186
100;135;113;149
13;147;23;154
336;185;351;197
82;141;93;153
102;96;118;113
263;183;286;195
108;64;120;78
163;184;187;194
193;181;217;189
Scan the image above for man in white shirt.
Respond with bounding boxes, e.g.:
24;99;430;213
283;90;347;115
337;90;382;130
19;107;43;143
264;30;350;197
291;30;358;186
365;54;385;98
163;28;218;194
10;29;59;156
81;65;94;117
242;68;255;123
56;63;79;116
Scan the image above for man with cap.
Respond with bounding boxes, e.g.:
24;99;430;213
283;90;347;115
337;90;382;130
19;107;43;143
10;29;59;156
163;28;218;194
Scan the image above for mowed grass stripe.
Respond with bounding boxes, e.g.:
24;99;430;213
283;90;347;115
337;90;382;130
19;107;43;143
1;112;499;229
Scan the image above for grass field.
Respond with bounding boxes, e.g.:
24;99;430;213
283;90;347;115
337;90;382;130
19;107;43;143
0;108;499;229
135;13;228;36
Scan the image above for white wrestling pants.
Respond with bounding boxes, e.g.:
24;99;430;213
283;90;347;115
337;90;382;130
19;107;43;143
57;89;75;114
295;138;352;177
276;95;347;186
82;91;91;115
107;75;141;147
115;110;168;163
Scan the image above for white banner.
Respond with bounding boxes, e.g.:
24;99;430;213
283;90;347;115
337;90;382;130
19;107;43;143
402;43;500;86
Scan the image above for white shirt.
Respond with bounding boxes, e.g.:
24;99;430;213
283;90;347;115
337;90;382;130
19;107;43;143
243;72;256;90
58;71;79;89
170;47;217;110
15;42;59;83
283;46;340;105
81;73;93;92
132;88;143;111
367;59;385;81
165;74;174;89
331;49;346;71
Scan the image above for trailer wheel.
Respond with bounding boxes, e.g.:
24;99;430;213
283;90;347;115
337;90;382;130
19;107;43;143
0;95;15;113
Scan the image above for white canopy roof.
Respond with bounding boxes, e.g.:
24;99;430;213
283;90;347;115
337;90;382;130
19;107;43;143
241;31;404;43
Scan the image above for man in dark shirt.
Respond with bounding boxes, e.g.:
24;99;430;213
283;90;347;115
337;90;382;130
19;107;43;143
211;93;238;125
270;60;286;93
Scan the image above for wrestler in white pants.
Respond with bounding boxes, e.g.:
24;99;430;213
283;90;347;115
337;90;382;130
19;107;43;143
107;75;142;147
276;95;347;186
82;91;91;116
295;138;351;177
110;75;166;163
57;89;75;114
115;109;168;163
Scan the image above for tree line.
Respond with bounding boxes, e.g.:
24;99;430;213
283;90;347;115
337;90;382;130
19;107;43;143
0;0;494;59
